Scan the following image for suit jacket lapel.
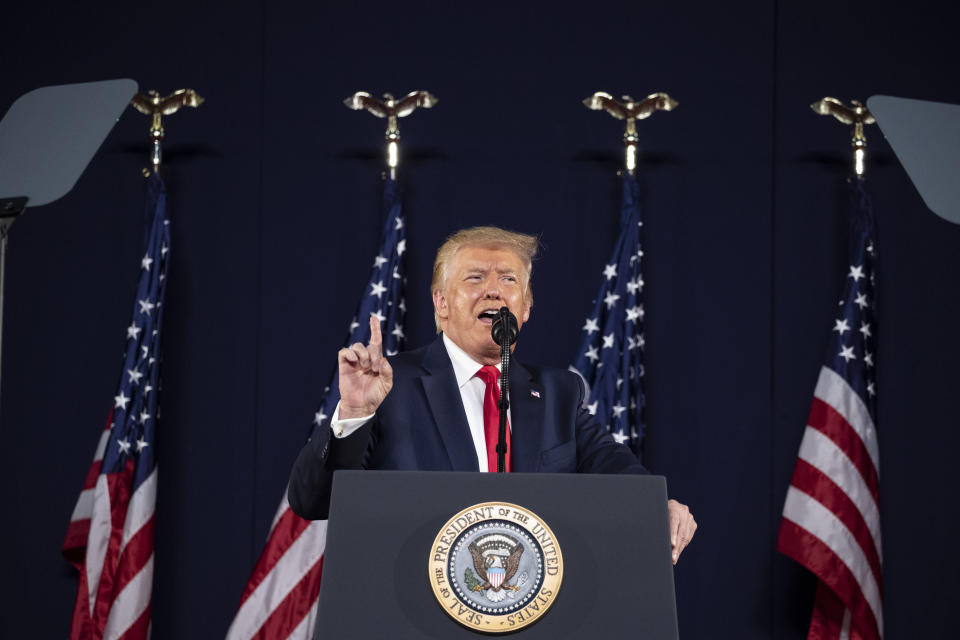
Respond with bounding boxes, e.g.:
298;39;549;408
508;359;545;472
419;337;479;472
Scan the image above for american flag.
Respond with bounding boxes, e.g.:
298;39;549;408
571;173;646;456
62;172;170;639
777;177;882;640
227;176;407;640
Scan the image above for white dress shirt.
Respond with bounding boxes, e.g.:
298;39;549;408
329;334;511;472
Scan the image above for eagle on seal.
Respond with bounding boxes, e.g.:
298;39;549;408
468;537;523;592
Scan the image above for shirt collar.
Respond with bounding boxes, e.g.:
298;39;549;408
442;333;500;389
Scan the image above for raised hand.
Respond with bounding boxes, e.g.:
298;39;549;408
338;315;394;419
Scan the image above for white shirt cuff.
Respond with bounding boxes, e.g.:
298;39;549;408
330;401;374;438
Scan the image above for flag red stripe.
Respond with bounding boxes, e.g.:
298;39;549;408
809;582;846;640
790;460;882;589
92;464;136;636
63;520;91;568
83;461;104;491
237;506;312;606
69;564;93;640
808;397;879;502
253;555;324;640
110;516;155;603
777;520;881;640
115;602;151;640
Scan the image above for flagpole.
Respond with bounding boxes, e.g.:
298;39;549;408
0;201;24;398
343;90;437;181
810;97;876;177
582;91;678;174
129;89;205;175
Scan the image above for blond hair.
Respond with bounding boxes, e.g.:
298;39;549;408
431;226;540;333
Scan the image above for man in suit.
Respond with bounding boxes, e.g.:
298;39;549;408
288;227;696;563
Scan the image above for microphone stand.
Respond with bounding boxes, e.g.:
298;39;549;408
496;329;510;473
493;307;516;473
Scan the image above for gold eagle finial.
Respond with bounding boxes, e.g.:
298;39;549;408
811;97;875;176
130;89;205;174
344;90;438;178
583;92;678;174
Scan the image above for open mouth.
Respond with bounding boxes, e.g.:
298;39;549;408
477;309;500;324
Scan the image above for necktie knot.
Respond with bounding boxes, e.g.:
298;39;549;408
476;365;500;386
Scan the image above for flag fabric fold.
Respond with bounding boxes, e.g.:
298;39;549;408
63;172;170;640
777;177;882;640
227;176;407;640
571;173;647;456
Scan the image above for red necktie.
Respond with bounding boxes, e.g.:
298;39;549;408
476;365;511;472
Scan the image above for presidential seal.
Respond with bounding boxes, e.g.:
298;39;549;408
428;502;563;633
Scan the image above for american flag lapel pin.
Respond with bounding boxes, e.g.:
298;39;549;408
530;389;541;399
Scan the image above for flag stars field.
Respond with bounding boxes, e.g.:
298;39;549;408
571;174;647;456
778;179;882;640
227;176;408;639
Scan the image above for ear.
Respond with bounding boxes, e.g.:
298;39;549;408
433;289;449;320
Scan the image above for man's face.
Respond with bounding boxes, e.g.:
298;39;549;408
433;245;532;365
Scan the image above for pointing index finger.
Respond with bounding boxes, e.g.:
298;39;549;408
368;314;383;360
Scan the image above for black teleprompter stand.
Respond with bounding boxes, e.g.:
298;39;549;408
0;78;137;403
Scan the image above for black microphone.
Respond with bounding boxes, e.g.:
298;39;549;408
491;306;519;346
490;306;517;473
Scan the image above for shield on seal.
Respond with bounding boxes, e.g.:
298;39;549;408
487;566;506;589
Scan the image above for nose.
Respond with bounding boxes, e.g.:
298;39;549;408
483;274;501;299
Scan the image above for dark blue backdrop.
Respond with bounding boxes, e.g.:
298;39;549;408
1;1;958;637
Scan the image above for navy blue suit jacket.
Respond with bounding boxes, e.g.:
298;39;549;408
288;336;647;520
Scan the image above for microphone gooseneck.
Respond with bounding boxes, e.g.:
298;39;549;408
491;307;517;473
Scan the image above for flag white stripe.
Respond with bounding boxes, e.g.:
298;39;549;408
783;486;883;634
270;497;290;533
71;488;96;523
87;474;113;614
840;608;851;639
122;468;157;548
103;553;154;640
226;521;327;640
286;599;318;640
94;428;111;462
798;427;882;554
815;367;880;472
70;430;115;524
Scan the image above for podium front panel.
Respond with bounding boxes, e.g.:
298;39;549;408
315;470;678;639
